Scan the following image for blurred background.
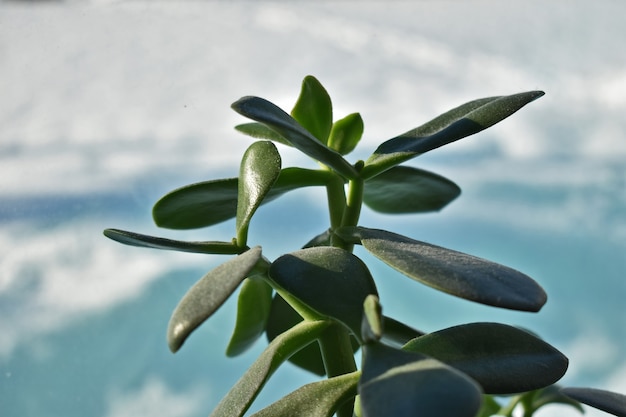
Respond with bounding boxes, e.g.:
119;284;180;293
1;1;625;416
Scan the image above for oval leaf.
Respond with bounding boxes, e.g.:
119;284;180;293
236;141;282;246
359;342;482;417
231;96;359;180
269;247;378;341
167;246;262;353
328;112;364;155
403;322;569;394
561;388;626;417
291;75;333;144
235;122;292;146
226;275;273;357
363;165;461;213
210;320;331;417
250;371;359;417
103;228;243;255
153;167;333;230
362;91;545;179
336;227;547;312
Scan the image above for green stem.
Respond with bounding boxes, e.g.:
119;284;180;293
326;174;347;230
318;323;358;417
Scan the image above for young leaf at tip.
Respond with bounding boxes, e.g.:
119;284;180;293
291;75;333;144
236;141;282;247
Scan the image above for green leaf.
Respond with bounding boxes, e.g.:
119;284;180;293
210;320;331;417
381;316;424;346
291;75;333;144
153;167;334;230
250;371;359;417
302;229;332;248
236;141;282;247
269;247;378;342
362;91;545;179
477;395;502;417
362;295;383;344
235;122;292;146
531;385;584;414
561;387;626;417
359;342;482;417
231;96;359;180
363;165;461;213
266;293;326;376
336;227;547;312
226;276;273;357
328;112;364;155
103;228;243;255
403;323;569;394
167;247;262;353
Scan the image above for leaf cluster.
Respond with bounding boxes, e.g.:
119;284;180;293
104;76;626;417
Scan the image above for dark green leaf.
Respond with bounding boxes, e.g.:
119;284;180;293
153;167;333;230
266;293;326;376
302;229;332;248
226;276;273;357
269;247;378;342
381;316;424;346
403;322;569;394
359;342;482;417
250;372;359;417
362;91;545;179
561;388;626;417
328;112;364;155
531;385;584;414
231;96;359;180
103;228;243;255
167;247;262;353
210;320;331;417
291;75;333;144
235;122;291;146
236;141;282;246
336;227;547;312
363;165;461;213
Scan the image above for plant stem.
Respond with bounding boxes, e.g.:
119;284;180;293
326;174;347;230
318;323;358;417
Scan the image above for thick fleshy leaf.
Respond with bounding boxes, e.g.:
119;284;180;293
153;167;333;230
231;96;359;180
362;295;383;344
328;112;364;155
269;247;378;341
362;91;545;179
302;229;332;248
266;293;326;376
336;227;547;312
381;316;424;346
250;371;359;417
403;322;569;394
291;75;333;143
531;385;584;414
103;228;243;255
226;276;273;357
236;141;282;246
210;320;331;417
235;122;291;146
561;388;626;417
167;247;262;353
359;342;482;417
363;165;461;213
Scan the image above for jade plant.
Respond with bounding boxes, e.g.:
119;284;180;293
104;76;626;417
